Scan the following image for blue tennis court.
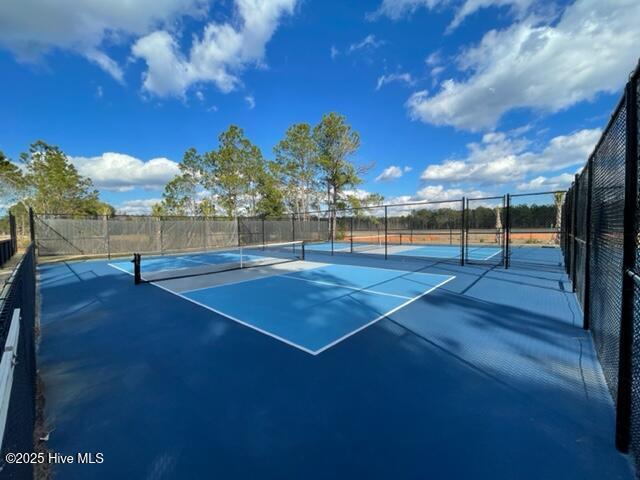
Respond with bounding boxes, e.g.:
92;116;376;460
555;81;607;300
34;245;633;479
110;257;454;354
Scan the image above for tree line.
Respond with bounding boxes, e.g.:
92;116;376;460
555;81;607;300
0;112;383;225
151;112;382;218
1;141;114;217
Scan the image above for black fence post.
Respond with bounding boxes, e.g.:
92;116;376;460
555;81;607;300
9;212;16;255
460;197;465;266
28;207;35;244
502;195;506;261
236;217;241;247
504;194;510;269
105;215;111;260
160;216;165;253
262;218;266;247
616;76;639;453
571;175;579;291
583;159;593;330
384;206;388;260
292;214;295;242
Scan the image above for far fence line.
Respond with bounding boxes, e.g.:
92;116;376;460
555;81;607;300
30;189;566;269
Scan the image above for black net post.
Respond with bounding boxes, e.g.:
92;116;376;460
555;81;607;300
330;210;334;255
460;197;465;266
262;218;266;248
132;253;142;285
384;206;388;260
350;216;354;253
504;194;510;269
616;75;639;453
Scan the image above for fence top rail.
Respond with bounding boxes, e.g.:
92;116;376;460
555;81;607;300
384;198;464;209
35;212;240;220
467;195;505;202
509;190;566;198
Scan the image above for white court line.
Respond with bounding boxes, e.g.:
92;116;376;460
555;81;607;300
467;247;502;261
180;262;444;294
282;275;413;300
178;256;218;266
177;261;318;294
312;274;456;355
108;260;456;355
150;281;318;355
108;262;133;275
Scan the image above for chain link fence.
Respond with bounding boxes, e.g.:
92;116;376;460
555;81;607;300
0;244;38;480
560;60;640;474
466;196;505;266
0;214;18;268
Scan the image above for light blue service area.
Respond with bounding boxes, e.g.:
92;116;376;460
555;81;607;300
181;264;453;354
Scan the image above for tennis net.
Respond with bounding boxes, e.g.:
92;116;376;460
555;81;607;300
133;240;304;283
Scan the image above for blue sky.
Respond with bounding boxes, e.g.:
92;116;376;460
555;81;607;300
0;0;638;213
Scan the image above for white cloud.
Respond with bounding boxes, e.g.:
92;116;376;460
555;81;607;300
132;0;297;97
116;198;162;215
368;0;530;30
330;45;339;59
348;34;384;54
421;128;600;184
244;94;256;109
71;153;180;191
447;0;534;32
516;173;574;191
385;185;488;215
344;188;374;201
96;86;103;98
376;72;414;90
414;185;487;202
375;165;412;182
0;0;207;80
368;0;440;20
407;0;640;131
425;51;441;66
430;66;444;78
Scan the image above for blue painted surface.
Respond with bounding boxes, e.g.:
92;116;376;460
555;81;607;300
304;241;502;261
36;247;634;479
182;265;451;353
394;245;501;260
304;241;356;252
